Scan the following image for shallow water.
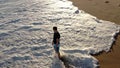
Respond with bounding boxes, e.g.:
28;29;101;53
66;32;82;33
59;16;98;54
0;0;120;68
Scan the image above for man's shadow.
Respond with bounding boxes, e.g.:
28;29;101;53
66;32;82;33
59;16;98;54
50;53;65;68
50;51;75;68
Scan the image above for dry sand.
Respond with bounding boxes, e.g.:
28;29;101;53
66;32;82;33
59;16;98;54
69;0;120;68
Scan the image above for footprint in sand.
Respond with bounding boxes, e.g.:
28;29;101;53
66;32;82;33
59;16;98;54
118;4;120;7
105;1;109;4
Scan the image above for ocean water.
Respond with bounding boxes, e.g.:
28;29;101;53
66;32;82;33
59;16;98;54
0;0;120;68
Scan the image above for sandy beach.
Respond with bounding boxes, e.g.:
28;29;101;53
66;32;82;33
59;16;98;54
69;0;120;68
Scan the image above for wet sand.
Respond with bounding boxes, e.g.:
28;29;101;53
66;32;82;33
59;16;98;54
69;0;120;68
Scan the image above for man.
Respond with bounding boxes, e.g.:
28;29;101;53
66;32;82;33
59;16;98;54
52;26;60;59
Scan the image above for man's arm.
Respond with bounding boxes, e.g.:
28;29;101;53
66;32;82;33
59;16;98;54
56;32;60;45
56;38;59;45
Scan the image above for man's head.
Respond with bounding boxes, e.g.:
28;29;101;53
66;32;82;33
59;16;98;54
53;26;57;32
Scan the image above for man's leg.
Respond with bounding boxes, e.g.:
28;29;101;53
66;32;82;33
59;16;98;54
54;44;57;57
56;46;60;59
54;44;60;58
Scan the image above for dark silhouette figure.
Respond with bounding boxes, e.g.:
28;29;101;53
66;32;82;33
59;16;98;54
52;26;61;59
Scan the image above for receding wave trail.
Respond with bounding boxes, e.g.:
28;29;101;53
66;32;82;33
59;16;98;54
0;0;120;68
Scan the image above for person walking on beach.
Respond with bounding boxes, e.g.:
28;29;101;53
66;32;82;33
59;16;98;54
52;26;61;59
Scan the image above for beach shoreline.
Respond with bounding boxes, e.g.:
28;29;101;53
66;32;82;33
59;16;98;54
69;0;120;24
69;0;120;68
